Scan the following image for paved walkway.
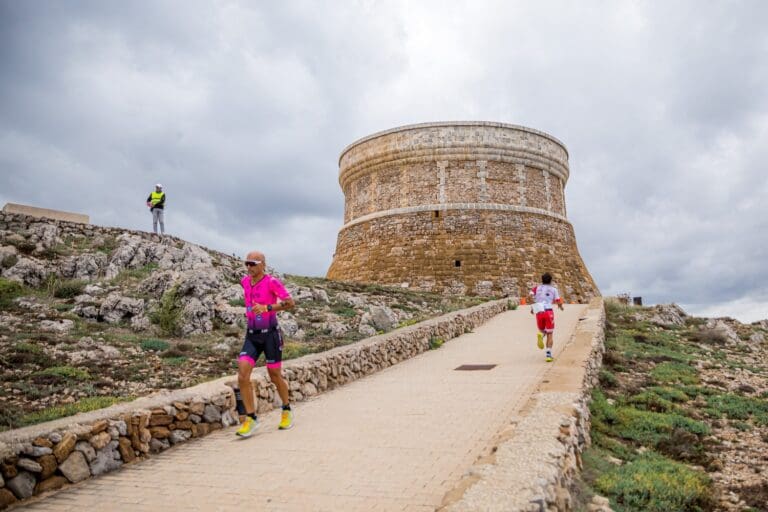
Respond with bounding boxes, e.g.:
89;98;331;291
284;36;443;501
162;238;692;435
19;305;588;512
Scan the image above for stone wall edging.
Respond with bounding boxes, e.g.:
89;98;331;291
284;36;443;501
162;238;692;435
444;298;606;512
0;299;509;509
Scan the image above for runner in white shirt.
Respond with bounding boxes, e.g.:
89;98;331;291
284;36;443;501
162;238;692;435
529;273;564;362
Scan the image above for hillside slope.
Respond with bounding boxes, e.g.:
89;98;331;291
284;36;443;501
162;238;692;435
0;213;486;430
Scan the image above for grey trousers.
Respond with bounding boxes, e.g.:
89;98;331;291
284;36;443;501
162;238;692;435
152;208;165;234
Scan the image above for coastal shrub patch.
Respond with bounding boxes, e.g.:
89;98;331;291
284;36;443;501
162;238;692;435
595;453;713;512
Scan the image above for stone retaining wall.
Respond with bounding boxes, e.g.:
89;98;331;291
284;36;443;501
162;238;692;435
444;297;606;512
0;299;508;509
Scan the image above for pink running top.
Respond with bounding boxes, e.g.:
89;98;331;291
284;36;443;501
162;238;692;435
241;274;291;330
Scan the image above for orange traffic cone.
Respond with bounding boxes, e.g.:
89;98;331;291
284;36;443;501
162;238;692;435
520;297;527;305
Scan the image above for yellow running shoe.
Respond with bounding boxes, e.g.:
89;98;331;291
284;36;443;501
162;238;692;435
537;332;544;350
236;416;258;437
545;351;553;363
279;409;294;430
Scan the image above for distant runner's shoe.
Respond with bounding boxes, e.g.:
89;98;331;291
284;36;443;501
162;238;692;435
279;410;294;430
537;332;544;350
545;351;553;363
236;416;258;437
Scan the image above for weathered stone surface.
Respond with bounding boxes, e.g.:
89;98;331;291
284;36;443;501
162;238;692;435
169;430;192;445
203;405;221;423
59;451;90;483
89;447;122;476
117;438;135;463
53;432;77;463
2;257;47;287
35;475;68;494
6;471;36;499
150;426;170;439
0;488;18;508
90;419;108;434
40;319;74;333
369;306;398;331
74;441;96;462
149;438;170;453
327;122;600;301
37;454;57;480
89;431;112;450
22;445;52;457
149;413;173;426
32;437;53;448
16;459;42;473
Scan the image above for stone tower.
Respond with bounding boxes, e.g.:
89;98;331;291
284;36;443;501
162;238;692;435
326;121;599;301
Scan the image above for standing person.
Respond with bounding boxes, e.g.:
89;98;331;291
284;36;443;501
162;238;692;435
529;272;564;362
146;183;166;236
236;250;296;437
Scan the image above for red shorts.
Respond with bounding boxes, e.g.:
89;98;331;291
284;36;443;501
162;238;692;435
536;310;555;333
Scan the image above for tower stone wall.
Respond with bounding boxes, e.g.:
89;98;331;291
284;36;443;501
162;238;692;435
326;122;599;301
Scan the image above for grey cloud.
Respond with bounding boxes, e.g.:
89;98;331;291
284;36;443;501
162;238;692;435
1;1;767;320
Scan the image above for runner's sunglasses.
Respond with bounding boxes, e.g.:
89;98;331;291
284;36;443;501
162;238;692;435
244;260;262;267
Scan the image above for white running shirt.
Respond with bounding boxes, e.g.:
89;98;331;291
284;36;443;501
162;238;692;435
531;284;561;310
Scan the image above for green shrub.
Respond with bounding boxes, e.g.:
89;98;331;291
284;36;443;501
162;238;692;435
111;263;159;284
331;303;357;318
228;297;245;307
650;362;699;385
150;285;182;336
627;390;678;413
15;396;130;427
595;453;713;511
0;278;24;307
282;341;314;360
598;369;618;388
141;339;170;352
705;393;768;425
429;337;444;350
163;356;188;366
397;318;419;328
613;407;710;445
35;365;91;381
52;279;86;298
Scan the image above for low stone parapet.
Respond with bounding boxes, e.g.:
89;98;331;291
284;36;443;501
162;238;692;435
0;298;509;509
443;297;606;511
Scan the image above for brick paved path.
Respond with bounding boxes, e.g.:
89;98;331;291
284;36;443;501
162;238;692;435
19;305;588;512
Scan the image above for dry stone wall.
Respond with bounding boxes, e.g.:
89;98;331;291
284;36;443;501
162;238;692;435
0;299;508;509
327;122;599;300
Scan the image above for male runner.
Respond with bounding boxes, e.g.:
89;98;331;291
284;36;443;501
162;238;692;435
235;250;296;437
530;272;564;362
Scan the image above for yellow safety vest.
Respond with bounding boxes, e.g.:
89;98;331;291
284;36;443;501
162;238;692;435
150;191;165;207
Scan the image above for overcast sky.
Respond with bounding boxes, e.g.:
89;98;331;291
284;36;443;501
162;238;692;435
1;1;766;322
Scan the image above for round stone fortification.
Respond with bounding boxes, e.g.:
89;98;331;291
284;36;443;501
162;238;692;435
326;121;599;300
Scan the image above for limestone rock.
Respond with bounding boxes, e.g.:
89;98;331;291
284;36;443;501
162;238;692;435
6;471;36;499
180;296;214;335
89;446;122;476
74;441;96;462
40;319;75;334
53;432;77;463
99;293;145;324
118;438;135;463
37;454;57;480
203;405;221;423
368;306;398;330
35;475;68;494
60;253;107;280
2;257;47;286
312;288;330;303
169;430;192;445
89;432;112;450
16;459;42;473
179;244;212;270
648;303;687;327
176;269;221;298
0;489;17;508
59;451;91;483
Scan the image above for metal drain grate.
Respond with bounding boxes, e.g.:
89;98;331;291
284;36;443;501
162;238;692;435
454;364;497;371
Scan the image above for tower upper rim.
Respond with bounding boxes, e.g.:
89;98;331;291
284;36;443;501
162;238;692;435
338;121;569;166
